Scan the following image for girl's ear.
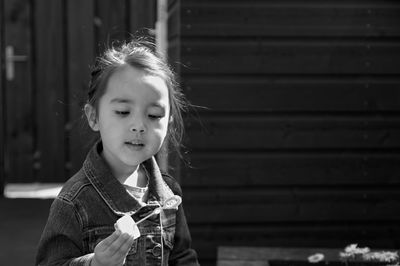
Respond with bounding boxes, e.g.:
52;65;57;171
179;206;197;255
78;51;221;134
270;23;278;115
169;115;174;124
84;104;99;131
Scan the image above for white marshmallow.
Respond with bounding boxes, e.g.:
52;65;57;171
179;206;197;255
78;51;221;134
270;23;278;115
115;214;141;239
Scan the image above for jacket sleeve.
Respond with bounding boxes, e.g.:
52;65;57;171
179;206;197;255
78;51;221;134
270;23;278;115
163;175;200;266
36;197;94;266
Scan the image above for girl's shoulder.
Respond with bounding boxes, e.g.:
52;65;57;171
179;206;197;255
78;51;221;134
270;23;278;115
58;168;92;200
161;173;183;196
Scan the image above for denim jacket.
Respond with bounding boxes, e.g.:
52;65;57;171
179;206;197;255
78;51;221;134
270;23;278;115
36;142;199;266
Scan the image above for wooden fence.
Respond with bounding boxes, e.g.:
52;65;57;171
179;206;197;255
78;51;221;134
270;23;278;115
168;1;400;265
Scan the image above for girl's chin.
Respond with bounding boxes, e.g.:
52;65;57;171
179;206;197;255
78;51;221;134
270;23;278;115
120;154;150;167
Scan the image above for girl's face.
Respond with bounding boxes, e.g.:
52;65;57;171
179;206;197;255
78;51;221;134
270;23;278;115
85;65;170;178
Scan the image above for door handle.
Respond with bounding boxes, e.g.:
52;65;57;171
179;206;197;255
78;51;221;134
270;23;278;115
5;45;28;81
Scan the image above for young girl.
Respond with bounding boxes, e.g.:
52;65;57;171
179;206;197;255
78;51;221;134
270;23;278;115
36;40;199;266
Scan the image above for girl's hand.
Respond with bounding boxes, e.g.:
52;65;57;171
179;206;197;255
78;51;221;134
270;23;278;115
91;230;135;266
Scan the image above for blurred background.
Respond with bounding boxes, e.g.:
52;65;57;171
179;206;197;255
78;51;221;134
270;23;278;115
1;0;400;265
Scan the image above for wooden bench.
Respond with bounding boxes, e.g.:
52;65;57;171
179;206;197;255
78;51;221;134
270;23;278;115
217;246;389;266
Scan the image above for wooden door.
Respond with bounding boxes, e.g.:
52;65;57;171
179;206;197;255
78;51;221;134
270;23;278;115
3;0;35;183
1;0;158;189
2;0;80;185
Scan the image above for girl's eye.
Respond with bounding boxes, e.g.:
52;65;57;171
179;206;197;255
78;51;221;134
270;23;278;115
115;111;130;116
149;114;163;120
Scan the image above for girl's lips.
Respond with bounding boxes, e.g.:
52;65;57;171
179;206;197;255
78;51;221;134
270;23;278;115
125;142;144;146
125;140;144;145
125;142;145;150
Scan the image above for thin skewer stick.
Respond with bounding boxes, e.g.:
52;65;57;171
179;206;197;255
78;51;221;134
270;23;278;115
134;196;181;225
135;207;161;225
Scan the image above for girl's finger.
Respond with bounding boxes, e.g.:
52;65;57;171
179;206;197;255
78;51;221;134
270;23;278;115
118;234;135;255
109;234;134;261
108;232;133;257
96;230;120;252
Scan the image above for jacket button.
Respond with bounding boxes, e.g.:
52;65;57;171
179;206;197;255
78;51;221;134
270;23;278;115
152;244;162;257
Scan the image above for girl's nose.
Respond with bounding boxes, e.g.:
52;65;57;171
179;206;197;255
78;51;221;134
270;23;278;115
131;128;145;133
130;119;146;133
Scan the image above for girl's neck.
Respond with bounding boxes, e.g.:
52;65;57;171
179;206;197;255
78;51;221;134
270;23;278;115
119;166;148;188
100;150;148;187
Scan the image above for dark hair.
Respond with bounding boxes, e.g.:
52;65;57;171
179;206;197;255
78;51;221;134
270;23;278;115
87;39;187;156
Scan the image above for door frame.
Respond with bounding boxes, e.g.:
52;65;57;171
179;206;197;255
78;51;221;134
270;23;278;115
0;0;5;197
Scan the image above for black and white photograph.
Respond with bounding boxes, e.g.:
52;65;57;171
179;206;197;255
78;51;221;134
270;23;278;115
1;1;400;265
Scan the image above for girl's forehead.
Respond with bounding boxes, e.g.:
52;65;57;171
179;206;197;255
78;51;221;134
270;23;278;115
105;65;170;104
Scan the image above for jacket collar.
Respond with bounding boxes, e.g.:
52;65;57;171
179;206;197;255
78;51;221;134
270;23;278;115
83;141;174;215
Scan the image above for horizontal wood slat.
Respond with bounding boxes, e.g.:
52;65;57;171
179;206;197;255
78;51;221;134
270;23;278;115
183;77;400;112
181;41;400;75
190;223;400;265
181;4;400;37
183;188;400;223
185;203;400;223
186;116;400;150
190;223;400;242
184;187;400;204
182;153;400;187
216;246;394;266
218;247;342;262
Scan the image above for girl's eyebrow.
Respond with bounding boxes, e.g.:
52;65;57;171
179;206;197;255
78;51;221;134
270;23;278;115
110;98;166;109
110;98;132;104
150;103;166;109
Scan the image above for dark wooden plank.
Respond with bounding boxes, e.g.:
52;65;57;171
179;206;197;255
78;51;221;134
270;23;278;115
67;0;96;176
182;152;400;187
191;223;400;248
190;223;400;266
168;40;181;72
218;247;341;262
35;0;66;182
168;0;178;9
182;0;400;7
183;77;400;112
128;0;156;36
218;262;267;266
181;40;400;75
95;0;128;53
181;3;400;37
182;188;400;223
218;261;269;266
4;0;34;183
168;0;181;40
168;0;182;71
217;246;395;265
186;115;400;150
0;0;4;195
166;0;183;179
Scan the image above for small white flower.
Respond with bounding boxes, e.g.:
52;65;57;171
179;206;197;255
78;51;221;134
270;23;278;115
308;253;325;263
345;244;359;253
363;251;398;263
344;244;370;255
